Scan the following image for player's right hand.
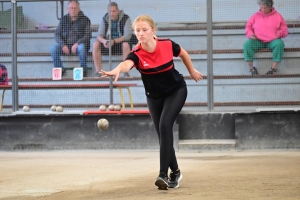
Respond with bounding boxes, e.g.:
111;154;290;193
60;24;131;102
99;69;120;83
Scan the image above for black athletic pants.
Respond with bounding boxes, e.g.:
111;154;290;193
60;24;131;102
147;86;187;175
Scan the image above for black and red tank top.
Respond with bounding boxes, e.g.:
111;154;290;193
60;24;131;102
126;38;186;98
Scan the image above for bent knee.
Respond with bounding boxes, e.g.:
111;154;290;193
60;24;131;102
50;43;60;53
93;40;101;49
276;40;285;48
122;42;130;49
77;43;86;51
243;39;253;48
270;39;285;49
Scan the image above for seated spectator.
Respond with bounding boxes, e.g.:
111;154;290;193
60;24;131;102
0;64;8;85
50;0;91;77
93;2;137;77
244;0;288;75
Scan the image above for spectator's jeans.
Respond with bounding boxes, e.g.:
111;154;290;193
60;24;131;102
50;43;87;68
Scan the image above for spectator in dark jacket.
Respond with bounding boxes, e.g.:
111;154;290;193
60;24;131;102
50;0;91;76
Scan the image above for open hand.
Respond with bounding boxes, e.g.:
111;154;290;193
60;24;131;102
71;43;78;54
62;46;69;54
104;40;113;48
99;69;120;83
190;70;203;82
250;34;257;40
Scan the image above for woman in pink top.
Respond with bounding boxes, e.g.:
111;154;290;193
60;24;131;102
244;0;288;75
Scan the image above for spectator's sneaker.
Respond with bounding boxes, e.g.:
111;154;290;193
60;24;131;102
94;72;101;77
155;172;169;190
168;170;182;188
81;67;90;77
62;69;67;77
266;67;277;75
249;67;259;75
83;70;87;77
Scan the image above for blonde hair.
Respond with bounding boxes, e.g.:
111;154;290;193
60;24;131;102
132;14;156;31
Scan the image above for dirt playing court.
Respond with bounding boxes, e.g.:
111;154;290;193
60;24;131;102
0;150;299;200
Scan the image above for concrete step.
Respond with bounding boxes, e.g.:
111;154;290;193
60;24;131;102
5;0;299;29
185;77;300;103
178;139;236;151
1;52;300;78
1;27;300;53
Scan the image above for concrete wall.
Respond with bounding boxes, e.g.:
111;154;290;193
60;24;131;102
177;112;235;140
0;114;160;150
0;114;180;151
236;112;300;150
1;111;299;151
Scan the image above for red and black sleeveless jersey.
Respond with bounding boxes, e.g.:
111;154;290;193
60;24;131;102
126;38;186;98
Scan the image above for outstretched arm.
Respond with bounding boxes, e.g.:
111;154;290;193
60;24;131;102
179;48;203;82
100;60;134;83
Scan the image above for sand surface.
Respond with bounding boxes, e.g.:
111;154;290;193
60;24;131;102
0;150;299;200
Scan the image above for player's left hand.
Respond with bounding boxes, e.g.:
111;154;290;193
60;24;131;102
190;69;203;82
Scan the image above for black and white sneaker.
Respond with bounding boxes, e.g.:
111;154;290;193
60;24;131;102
155;172;169;190
249;67;259;75
168;170;182;188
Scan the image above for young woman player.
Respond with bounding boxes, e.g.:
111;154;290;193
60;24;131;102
99;14;203;190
